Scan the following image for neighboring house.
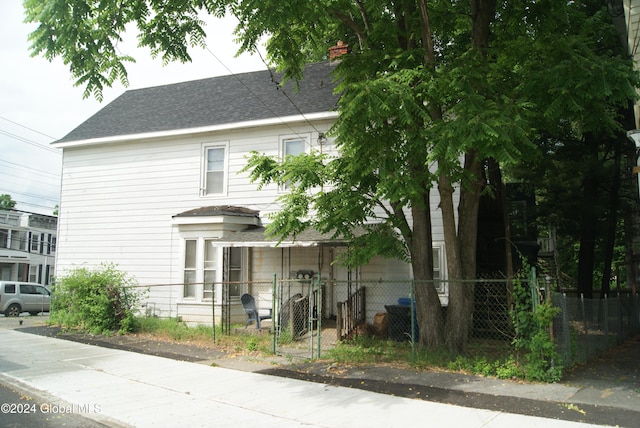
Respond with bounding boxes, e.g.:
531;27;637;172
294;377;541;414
52;61;449;324
0;209;56;285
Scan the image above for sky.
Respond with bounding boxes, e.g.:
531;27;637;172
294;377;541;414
0;1;266;215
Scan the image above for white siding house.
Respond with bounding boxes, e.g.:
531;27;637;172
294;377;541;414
53;62;448;324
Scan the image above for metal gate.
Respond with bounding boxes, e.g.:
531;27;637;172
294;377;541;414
273;275;324;359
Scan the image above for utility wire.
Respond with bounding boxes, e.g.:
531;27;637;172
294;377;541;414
0;129;60;154
1;175;59;190
204;46;316;143
203;41;325;149
0;115;58;140
0;159;61;179
9;200;57;211
0;188;59;203
254;48;323;137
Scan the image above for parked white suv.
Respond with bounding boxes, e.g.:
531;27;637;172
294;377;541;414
0;281;51;317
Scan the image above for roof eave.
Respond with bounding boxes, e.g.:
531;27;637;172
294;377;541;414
52;111;339;149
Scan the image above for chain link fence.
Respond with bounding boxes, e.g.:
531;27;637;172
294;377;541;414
552;291;640;366
136;275;640;365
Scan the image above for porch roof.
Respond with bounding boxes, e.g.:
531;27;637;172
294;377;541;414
216;226;350;248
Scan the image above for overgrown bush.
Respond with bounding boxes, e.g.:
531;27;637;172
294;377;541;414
50;263;145;334
510;272;563;382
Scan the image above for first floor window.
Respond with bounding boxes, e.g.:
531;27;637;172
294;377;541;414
227;247;242;298
182;238;245;302
183;240;197;298
29;265;38;283
203;240;217;300
432;246;446;294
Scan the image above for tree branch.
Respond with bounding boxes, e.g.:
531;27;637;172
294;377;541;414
353;0;371;32
327;8;368;48
416;0;435;65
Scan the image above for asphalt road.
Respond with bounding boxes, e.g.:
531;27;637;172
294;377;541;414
0;381;108;428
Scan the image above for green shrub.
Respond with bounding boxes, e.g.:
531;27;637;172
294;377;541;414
50;263;145;334
510;272;563;382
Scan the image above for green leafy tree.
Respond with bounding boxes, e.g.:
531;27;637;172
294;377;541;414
25;1;638;352
0;194;17;210
507;3;638;296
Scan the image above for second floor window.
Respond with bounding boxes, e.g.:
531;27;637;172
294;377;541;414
202;144;227;196
281;136;307;190
284;138;305;159
31;234;39;252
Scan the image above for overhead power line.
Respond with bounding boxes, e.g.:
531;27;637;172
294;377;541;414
0;129;61;155
203;44;322;148
14;199;57;211
0;159;61;180
0;115;58;140
0;188;59;203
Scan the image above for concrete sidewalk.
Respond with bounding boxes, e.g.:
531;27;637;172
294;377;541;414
0;329;607;428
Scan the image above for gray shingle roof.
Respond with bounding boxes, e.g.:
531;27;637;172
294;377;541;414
58;62;340;143
174;206;260;218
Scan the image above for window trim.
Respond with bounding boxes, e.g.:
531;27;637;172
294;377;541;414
180;238;247;303
30;233;39;252
432;244;447;295
183;239;197;299
200;142;229;197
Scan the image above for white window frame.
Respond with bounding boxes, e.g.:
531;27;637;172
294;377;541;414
31;233;39;252
432;244;447;295
29;265;38;283
183;239;197;299
226;247;245;299
203;239;218;301
181;238;247;303
201;142;229;197
279;134;310;191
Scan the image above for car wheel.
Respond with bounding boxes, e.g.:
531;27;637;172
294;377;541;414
5;304;21;317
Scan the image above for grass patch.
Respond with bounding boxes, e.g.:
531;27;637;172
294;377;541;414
134;317;213;341
323;336;413;365
129;317;554;382
323;335;535;380
133;317;272;354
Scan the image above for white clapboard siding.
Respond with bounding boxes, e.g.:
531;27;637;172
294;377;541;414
56;121;333;316
56;110;460;319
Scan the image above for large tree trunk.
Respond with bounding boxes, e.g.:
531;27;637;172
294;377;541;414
486;157;513;276
439;172;464;352
444;150;484;353
577;165;598;299
600;138;622;297
411;197;444;348
437;0;495;354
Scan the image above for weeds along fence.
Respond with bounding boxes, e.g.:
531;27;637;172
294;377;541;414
133;276;640;364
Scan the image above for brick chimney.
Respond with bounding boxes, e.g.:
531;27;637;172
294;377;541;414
329;41;349;62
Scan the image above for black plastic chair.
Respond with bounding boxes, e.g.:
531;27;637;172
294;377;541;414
241;294;272;329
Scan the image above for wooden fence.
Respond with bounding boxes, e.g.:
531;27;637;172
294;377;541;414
336;286;366;340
